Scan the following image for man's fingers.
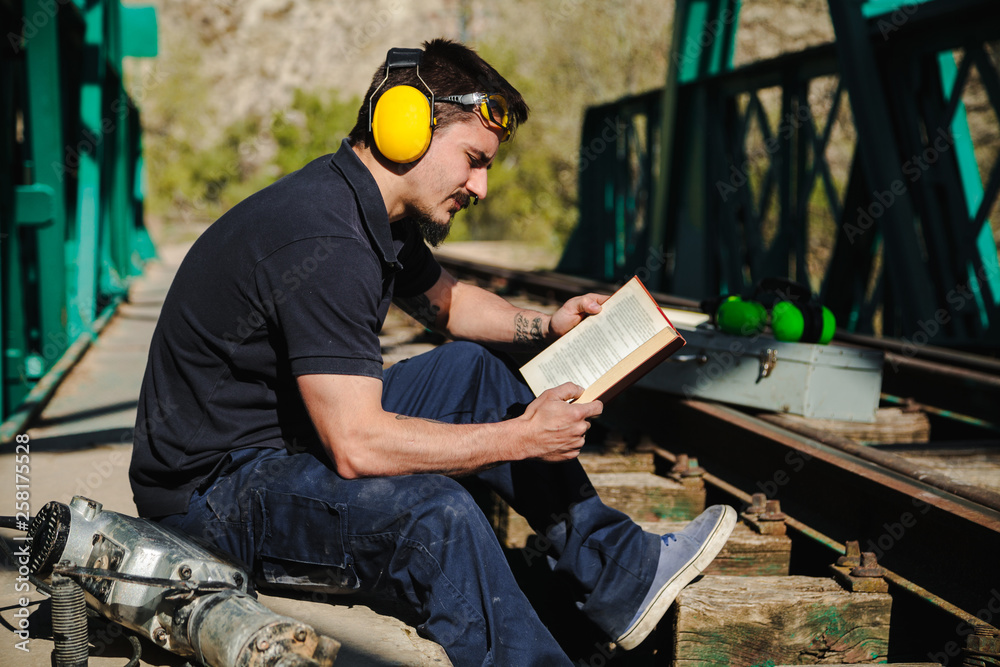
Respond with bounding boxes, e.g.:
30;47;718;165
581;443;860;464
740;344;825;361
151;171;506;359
581;293;608;314
544;382;585;401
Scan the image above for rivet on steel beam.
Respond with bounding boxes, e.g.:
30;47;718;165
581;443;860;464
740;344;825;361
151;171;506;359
154;628;168;644
294;627;308;642
759;499;787;521
836;540;862;567
179;565;192;580
850;552;886;578
682;456;705;478
973;623;1000;637
256;638;270;652
746;493;767;517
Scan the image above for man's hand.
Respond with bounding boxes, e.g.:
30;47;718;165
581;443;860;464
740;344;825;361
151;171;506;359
548;293;610;341
517;383;603;461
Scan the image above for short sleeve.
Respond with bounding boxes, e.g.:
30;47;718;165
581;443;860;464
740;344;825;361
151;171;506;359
392;220;442;298
253;236;384;379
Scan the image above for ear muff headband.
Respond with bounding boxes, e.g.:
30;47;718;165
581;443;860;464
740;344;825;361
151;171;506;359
369;48;436;164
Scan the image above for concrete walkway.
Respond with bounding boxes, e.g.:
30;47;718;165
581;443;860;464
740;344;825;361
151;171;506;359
0;243;450;667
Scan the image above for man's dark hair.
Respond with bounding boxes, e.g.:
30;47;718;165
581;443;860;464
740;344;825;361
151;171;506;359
348;38;529;148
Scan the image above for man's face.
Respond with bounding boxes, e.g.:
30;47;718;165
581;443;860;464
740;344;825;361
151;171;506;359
403;114;503;246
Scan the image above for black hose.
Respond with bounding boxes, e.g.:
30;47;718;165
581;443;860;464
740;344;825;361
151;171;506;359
123;634;142;667
0;514;32;530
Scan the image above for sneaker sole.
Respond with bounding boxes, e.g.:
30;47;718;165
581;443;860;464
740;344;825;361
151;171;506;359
615;505;737;650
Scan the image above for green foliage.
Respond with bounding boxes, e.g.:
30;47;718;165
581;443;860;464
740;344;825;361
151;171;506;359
271;89;361;176
142;0;673;251
145;85;359;224
458;2;673;252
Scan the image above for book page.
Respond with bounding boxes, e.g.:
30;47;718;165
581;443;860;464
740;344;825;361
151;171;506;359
520;277;668;395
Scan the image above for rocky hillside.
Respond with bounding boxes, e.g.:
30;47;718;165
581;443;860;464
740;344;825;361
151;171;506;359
129;0;474;133
129;0;840;131
127;0;996;247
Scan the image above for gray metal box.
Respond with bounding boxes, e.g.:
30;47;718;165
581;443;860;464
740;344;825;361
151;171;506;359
638;314;884;422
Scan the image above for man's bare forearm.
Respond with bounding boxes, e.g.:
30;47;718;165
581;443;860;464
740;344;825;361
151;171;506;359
454;283;550;348
299;374;600;481
330;412;525;478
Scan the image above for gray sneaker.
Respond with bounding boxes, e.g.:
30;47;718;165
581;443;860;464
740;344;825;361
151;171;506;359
615;504;737;650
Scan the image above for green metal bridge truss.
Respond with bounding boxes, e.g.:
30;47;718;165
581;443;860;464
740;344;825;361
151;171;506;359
559;0;1000;352
1;0;156;429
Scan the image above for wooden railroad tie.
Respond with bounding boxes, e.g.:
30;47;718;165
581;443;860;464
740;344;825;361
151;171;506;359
671;575;892;665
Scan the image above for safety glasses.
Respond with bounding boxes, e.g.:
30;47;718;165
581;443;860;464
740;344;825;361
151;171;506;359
438;92;511;141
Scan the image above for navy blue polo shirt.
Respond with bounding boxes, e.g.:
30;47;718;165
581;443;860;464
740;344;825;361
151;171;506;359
129;140;441;517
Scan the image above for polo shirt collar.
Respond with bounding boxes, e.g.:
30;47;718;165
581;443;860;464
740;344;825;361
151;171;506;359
329;138;400;268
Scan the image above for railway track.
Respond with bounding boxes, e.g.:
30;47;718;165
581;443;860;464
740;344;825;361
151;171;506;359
398;249;1000;666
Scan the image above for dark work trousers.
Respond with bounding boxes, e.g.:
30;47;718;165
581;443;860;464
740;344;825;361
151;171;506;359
159;342;661;666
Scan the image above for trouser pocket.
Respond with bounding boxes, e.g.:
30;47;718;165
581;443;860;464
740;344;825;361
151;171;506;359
250;488;360;594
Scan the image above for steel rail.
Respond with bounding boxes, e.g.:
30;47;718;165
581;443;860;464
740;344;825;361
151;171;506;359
754;412;1000;513
647;442;999;636
432;251;1000;648
655;397;1000;619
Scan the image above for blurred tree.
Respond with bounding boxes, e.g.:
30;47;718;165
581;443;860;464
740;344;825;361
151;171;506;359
461;0;674;250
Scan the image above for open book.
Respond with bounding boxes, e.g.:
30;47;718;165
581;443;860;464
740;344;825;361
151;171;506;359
520;276;685;404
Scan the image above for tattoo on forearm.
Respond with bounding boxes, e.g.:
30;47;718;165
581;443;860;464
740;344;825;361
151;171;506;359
395;414;445;424
394;294;440;328
514;312;545;348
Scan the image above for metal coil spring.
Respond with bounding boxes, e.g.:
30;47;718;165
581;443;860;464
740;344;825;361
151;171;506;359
51;573;89;667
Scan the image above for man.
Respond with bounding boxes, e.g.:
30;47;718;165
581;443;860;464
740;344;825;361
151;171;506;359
130;38;735;665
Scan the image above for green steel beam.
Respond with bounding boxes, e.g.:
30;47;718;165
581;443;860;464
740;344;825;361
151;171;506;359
1;0;156;424
23;0;70;383
14;184;55;225
650;0;741;293
121;5;157;58
826;1;943;334
939;51;1000;312
72;0;106;334
559;0;999;348
0;0;15;416
860;0;936;19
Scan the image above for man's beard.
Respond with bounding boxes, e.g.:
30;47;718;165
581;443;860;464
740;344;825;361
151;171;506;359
415;213;452;247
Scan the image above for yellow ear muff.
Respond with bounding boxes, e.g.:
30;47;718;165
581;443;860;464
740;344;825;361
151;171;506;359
371;85;434;164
